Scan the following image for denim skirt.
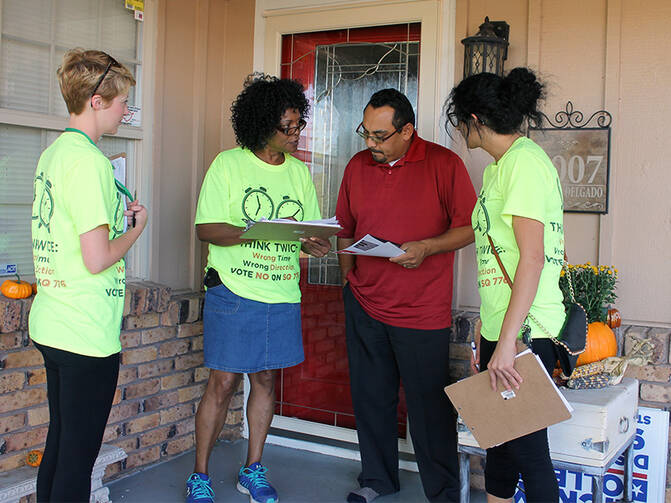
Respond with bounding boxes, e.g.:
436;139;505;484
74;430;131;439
202;283;304;373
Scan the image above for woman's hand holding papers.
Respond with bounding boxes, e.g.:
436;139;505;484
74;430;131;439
300;236;331;257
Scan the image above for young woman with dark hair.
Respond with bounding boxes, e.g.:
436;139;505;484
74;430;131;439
445;68;564;502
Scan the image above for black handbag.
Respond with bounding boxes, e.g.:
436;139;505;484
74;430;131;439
486;234;587;378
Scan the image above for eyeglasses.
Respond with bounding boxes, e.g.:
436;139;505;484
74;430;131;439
276;119;307;136
355;122;403;144
91;54;121;98
446;112;459;128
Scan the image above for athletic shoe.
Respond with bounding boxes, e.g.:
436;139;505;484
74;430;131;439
236;462;278;503
186;472;214;503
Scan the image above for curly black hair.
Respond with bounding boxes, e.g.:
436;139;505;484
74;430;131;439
231;73;310;151
444;67;545;136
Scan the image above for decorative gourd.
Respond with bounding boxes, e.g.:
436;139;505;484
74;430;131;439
31;282;38;295
606;308;622;329
26;449;43;467
1;275;32;299
576;322;617;366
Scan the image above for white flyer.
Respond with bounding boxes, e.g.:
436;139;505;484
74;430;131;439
337;234;404;258
109;154;128;232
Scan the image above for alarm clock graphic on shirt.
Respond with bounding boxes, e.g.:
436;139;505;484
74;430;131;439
275;195;304;221
33;172;54;233
242;186;274;222
473;193;490;235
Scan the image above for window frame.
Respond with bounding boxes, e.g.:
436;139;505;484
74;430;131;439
0;0;157;280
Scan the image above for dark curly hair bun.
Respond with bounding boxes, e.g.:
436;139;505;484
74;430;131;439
502;67;544;128
231;72;309;151
444;67;545;135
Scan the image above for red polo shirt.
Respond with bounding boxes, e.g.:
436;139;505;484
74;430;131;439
336;134;476;329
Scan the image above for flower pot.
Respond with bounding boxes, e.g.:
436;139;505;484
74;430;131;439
606;308;621;329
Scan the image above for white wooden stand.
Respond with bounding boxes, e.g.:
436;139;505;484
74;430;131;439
458;433;635;503
457;378;639;503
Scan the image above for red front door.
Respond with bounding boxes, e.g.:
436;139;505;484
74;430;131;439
274;24;421;438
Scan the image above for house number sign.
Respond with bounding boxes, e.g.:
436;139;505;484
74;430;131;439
528;102;612;214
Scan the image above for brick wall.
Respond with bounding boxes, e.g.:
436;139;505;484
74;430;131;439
0;281;244;491
2;287;669;497
448;313;671;496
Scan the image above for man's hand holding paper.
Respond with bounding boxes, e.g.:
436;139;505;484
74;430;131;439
388;240;430;269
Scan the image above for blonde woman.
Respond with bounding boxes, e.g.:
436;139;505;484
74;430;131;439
30;49;146;502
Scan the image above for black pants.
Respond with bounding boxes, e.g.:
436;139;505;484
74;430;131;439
343;285;459;502
34;342;120;503
479;338;559;502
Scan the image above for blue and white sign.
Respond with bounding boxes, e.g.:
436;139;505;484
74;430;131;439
0;263;17;276
514;407;669;502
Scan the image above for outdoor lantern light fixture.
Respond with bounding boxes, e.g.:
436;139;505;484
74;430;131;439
461;17;510;78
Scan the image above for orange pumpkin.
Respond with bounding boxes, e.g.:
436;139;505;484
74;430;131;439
31;282;38;295
26;449;43;467
576;322;617;366
1;275;32;299
606;308;622;329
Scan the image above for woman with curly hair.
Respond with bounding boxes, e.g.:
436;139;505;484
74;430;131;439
186;74;330;503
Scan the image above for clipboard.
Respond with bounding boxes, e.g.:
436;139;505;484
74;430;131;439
444;350;573;449
240;220;342;241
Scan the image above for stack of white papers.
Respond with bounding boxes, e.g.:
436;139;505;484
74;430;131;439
337;234;405;258
241;216;342;241
248;216;341;228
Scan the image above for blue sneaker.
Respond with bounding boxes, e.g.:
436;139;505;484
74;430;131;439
236;462;278;503
186;473;214;503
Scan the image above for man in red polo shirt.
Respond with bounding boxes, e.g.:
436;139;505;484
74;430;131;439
336;89;476;503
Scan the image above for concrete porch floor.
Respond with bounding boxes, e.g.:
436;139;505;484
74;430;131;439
108;439;487;503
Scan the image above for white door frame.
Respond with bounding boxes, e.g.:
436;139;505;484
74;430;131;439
245;0;457;465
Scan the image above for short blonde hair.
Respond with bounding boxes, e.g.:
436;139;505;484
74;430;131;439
57;48;136;115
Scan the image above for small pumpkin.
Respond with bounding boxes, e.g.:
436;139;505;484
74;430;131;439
606;308;622;329
576;322;617;366
1;275;32;299
32;282;38;295
26;449;43;467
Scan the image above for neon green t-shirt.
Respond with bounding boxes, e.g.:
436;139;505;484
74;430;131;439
472;136;566;342
195;147;321;304
29;130;126;357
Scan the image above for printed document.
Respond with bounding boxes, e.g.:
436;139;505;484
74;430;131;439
337;234;405;258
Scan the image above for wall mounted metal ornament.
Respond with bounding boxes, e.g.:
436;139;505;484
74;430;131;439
528;102;613;214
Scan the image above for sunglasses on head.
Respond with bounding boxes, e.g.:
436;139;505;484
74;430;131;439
91;54;121;98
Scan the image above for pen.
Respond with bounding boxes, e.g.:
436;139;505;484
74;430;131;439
471;341;479;371
132;190;137;228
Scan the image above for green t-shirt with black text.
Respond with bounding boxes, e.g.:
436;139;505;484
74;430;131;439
472;136;566;342
195;147;321;304
29;130;126;357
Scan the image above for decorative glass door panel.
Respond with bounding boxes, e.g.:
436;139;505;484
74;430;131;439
275;25;420;439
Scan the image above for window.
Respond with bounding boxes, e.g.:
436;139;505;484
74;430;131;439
0;0;144;279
